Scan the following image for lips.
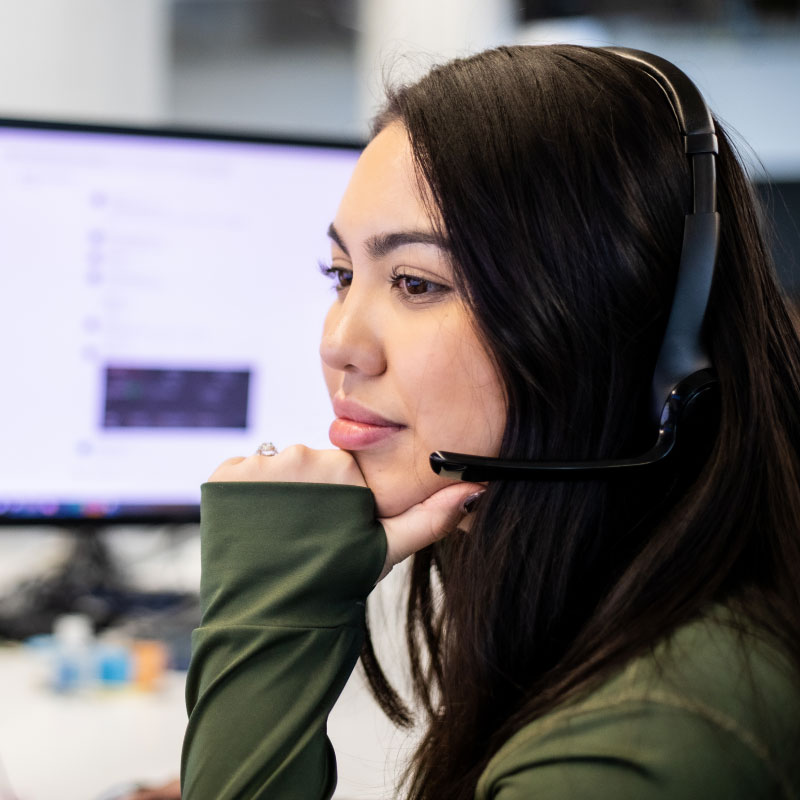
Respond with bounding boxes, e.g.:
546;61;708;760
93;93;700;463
329;396;405;450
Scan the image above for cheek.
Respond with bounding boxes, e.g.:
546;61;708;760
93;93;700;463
407;330;506;455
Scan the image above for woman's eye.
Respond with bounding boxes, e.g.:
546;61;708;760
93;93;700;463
391;271;449;299
320;263;352;291
400;276;432;295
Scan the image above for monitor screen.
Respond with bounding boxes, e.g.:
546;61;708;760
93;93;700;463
0;119;362;523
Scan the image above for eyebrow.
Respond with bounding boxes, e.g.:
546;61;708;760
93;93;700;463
327;222;449;260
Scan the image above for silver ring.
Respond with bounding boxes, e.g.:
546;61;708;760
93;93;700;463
256;441;279;457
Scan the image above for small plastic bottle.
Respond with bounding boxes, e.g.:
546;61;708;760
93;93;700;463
51;613;95;693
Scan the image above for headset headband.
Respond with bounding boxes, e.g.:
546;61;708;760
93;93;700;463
430;47;720;482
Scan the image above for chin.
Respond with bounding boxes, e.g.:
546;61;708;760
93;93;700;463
355;454;446;518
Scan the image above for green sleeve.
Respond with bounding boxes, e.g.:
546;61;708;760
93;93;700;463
180;482;387;800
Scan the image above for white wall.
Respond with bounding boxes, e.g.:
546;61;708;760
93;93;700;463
0;0;169;122
356;0;516;126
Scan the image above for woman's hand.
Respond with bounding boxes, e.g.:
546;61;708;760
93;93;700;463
377;481;484;581
208;445;367;487
207;447;484;582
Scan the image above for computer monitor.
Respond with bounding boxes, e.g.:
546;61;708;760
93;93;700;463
0;118;362;524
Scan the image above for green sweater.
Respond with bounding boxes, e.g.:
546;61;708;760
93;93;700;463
181;482;800;799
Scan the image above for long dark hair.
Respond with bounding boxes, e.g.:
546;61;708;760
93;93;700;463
359;45;800;800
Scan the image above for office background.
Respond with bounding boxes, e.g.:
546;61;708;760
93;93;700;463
0;2;797;799
1;0;797;283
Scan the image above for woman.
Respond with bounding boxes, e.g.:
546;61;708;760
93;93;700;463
181;45;800;799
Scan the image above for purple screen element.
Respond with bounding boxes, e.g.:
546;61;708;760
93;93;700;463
103;366;250;429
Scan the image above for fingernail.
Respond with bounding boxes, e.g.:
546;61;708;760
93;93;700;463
461;490;485;514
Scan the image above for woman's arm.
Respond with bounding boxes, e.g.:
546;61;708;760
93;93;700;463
180;445;482;799
180;481;386;800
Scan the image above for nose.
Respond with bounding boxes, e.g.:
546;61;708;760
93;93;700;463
320;287;387;377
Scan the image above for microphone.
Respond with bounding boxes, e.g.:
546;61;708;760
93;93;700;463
429;368;717;482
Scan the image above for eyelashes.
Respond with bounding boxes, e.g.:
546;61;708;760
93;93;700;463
319;261;352;291
388;267;449;299
319;261;451;303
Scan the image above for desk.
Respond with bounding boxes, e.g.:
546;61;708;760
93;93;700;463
0;647;186;799
0;644;412;799
0;533;414;799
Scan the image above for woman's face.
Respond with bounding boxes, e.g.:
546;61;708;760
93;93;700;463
320;123;506;518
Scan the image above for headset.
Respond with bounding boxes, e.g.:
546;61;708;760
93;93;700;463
430;47;720;482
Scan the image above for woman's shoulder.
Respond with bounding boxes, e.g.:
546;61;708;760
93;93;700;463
476;607;800;800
